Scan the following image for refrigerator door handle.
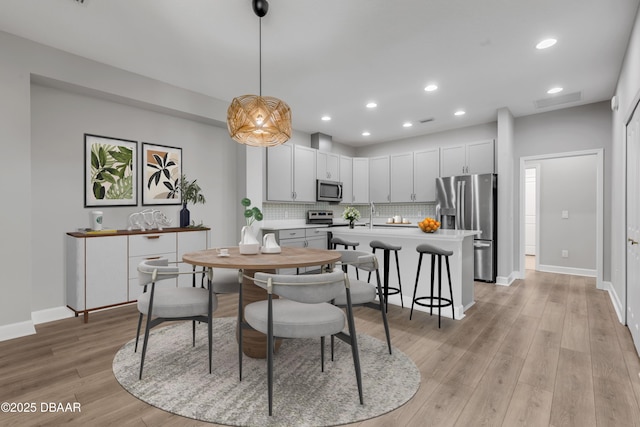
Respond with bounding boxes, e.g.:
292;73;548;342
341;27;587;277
474;241;491;248
456;180;465;229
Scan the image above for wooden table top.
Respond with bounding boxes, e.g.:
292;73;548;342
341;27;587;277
182;246;341;270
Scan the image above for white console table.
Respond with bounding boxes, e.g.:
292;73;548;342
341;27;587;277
65;227;210;322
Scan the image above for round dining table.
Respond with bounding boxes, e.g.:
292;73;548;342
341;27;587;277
182;246;341;358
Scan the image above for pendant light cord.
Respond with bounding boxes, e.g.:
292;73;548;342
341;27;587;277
259;17;262;97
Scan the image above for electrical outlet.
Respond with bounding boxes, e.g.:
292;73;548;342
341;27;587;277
562;250;569;258
284;211;288;219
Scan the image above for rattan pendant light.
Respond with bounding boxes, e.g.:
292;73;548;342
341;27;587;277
227;0;291;147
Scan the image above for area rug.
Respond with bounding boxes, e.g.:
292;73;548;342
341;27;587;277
113;317;420;426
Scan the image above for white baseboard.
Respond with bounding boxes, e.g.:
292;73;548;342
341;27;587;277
537;264;596;277
496;271;518;286
32;306;75;325
0;320;35;342
602;281;624;323
0;306;76;342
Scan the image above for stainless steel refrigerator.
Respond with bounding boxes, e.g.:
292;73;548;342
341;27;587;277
435;173;497;282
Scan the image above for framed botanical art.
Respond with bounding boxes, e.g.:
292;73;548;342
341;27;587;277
142;142;182;205
84;134;138;207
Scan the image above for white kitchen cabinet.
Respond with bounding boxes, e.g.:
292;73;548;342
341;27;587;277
369;156;390;203
390;149;439;202
66;228;209;322
352;157;370;204
339;155;353;204
267;144;317;202
176;230;210;287
316;151;340;181
440;140;494;177
413;148;440;202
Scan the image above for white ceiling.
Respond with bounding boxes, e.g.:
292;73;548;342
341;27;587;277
0;0;638;147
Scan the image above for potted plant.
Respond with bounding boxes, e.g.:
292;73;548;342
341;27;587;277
178;174;206;227
239;197;263;254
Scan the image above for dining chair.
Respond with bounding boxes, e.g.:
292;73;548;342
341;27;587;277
135;258;217;379
243;270;363;416
331;249;392;355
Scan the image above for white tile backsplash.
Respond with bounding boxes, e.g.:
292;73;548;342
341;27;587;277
262;202;436;222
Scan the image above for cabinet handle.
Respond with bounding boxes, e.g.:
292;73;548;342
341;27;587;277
146;235;160;240
145;256;161;260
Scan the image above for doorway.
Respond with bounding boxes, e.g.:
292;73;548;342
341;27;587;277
519;150;603;285
525;165;539;270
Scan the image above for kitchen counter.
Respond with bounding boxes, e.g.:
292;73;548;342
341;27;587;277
330;228;479;319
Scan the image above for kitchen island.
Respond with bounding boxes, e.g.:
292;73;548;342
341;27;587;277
330;227;479;319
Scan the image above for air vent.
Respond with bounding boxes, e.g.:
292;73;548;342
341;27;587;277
419;117;435;124
534;91;582;109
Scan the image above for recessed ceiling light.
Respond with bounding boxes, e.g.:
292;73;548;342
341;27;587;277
321;115;331;121
403;122;413;128
536;38;557;49
547;87;563;94
366;102;377;109
454;110;466;116
424;84;438;92
362;131;371;136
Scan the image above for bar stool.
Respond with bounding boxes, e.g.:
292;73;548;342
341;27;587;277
331;236;361;279
367;240;403;312
410;243;454;328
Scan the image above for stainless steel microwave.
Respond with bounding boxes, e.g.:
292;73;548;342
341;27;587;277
316;179;343;202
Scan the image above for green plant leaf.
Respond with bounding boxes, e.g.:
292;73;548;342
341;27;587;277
93;182;105;199
106;175;133;199
241;198;251;207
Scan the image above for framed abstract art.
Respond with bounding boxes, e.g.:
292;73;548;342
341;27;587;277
142;142;182;205
84;134;137;207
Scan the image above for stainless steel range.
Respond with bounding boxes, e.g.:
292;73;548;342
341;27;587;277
307;210;334;225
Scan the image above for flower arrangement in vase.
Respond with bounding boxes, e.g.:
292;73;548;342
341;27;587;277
342;206;361;228
239;197;263;254
178;174;206;227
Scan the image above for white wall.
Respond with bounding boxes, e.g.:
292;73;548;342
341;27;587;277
513;102;612;279
536;155;597;271
30;83;240;312
612;6;640;322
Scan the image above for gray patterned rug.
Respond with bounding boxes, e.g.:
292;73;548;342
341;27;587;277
113;317;420;426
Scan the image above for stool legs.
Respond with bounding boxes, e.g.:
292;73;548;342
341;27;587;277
411;252;454;328
368;248;403;313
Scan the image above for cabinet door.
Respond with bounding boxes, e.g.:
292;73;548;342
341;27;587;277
352;157;370;204
267;144;293;201
177;230;210;287
413;148;440;202
339;155;353;204
390;153;414;203
440;145;466;177
316;152;340;181
466;140;494;174
85;236;128;309
277;237;306;274
369;156;390;203
293;145;317;202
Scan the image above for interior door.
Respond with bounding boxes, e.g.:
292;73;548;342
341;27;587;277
525;167;537;256
626;100;640;356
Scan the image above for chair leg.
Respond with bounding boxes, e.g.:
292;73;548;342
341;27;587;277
394;250;404;308
139;287;156;380
429;255;436;316
383;250;390;312
192;320;196;347
267;294;274;416
437;255;443;328
238;278;244;381
375;269;392;354
351;246;360;280
410;254;423;320
321;336;325;372
344;292;364;405
208;278;213;374
134;312;143;352
330;335;335;361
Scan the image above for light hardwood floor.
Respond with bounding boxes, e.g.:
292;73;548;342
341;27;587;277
1;270;640;426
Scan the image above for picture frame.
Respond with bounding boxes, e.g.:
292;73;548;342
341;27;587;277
142;142;182;205
84;134;138;207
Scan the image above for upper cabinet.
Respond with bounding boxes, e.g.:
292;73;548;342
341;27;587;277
369;156;390;203
440;140;494;177
339;155;353;204
316;152;340;181
352;157;370;204
267;144;317;202
390;148;439;203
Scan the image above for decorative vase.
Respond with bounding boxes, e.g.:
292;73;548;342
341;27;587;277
179;203;190;228
239;225;260;254
349;220;355;229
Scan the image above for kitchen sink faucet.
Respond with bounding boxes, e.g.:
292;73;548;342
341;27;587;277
369;202;375;229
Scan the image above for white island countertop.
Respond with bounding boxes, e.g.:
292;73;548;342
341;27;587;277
333;227;480;241
331;227;479;319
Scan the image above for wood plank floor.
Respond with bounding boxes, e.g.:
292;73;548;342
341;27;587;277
1;269;640;426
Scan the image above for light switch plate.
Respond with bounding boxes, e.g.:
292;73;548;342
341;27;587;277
562;210;569;219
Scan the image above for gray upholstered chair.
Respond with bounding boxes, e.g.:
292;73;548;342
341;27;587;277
243;270;363;416
135;258;217;379
332;249;392;355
